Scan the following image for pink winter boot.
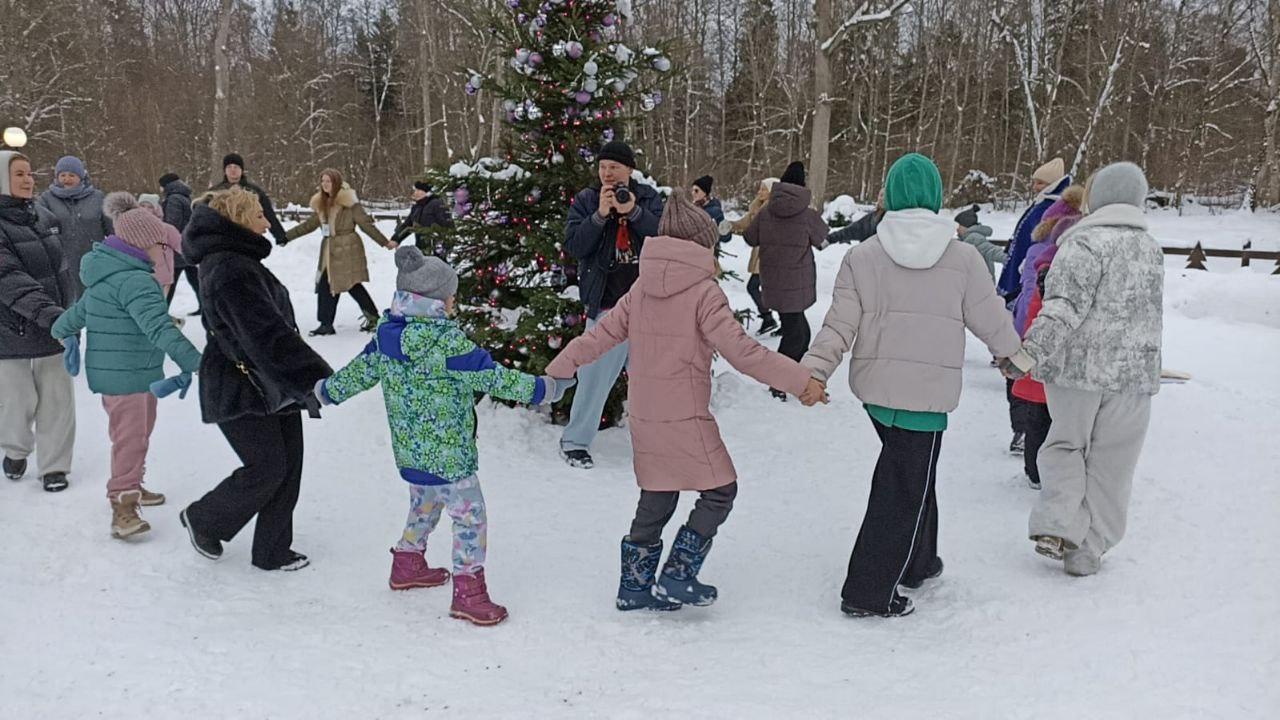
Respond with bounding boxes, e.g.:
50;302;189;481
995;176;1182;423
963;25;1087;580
388;548;450;590
449;570;508;626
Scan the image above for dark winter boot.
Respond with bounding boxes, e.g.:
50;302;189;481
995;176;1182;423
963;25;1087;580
654;526;718;606
180;506;224;560
756;314;779;336
360;312;379;333
841;594;915;618
3;456;25;480
308;324;336;337
616;538;682;612
560;449;594;469
900;557;944;590
41;472;68;492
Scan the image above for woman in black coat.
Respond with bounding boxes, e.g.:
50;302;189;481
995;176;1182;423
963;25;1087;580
389;180;452;256
178;186;332;572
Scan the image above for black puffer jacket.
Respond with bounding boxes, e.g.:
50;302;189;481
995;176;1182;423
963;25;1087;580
182;204;331;424
161;180;193;233
0;197;73;360
390;194;452;248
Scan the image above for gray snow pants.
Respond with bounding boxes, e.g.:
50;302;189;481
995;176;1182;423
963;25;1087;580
0;356;76;476
1029;384;1152;556
628;483;738;544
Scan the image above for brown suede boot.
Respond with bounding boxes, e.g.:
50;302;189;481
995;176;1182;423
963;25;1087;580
138;487;166;506
111;491;152;539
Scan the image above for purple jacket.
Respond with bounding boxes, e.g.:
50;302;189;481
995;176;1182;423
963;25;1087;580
1013;216;1079;333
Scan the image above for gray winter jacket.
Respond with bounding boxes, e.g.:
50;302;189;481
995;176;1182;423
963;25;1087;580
803;209;1022;413
36;185;112;298
743;183;828;313
1021;204;1163;395
959;224;1006;282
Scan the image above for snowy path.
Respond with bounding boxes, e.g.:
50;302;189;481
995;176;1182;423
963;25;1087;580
1;221;1277;718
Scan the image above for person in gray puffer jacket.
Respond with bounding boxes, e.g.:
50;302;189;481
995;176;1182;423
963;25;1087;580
953;205;1006;283
1005;161;1163;578
36;155;112;300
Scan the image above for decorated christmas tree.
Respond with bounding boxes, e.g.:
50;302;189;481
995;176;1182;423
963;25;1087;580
416;0;670;425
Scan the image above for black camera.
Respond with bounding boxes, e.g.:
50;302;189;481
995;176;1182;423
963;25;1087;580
613;184;632;205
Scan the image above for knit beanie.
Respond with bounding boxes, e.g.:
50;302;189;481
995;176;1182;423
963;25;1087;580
1083;162;1148;212
0;151;28;196
115;207;173;250
780;161;805;187
598;141;636;169
158;172;180;187
395;244;458;300
413;180;432;193
883;153;943;213
692;175;713;196
954;204;980;228
658;188;718;249
55;155;87;181
222;153;245;170
103;191;140;220
1032;158;1065;186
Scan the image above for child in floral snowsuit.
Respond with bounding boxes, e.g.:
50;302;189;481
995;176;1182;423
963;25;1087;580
317;246;571;626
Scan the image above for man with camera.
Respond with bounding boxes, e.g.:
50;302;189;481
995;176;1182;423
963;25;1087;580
559;140;665;469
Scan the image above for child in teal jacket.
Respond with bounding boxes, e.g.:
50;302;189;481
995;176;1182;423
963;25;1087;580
317;246;571;626
52;206;201;539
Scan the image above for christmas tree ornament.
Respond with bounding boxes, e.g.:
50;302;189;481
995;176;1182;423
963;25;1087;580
566;41;583;59
612;79;627;92
552;41;567;58
613;44;633;63
583;78;598;93
548;336;563;349
529;52;543;66
641;94;655;111
515;48;531;63
583;60;598;76
653;56;671;72
575;90;592;105
603;13;617;26
551;152;565;164
602;128;614;141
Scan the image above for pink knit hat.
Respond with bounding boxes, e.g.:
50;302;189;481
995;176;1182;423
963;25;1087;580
114;208;173;250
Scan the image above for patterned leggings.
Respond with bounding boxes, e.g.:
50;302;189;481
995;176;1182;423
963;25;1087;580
395;475;487;575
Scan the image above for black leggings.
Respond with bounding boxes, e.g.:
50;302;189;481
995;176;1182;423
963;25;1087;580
747;274;771;318
777;312;811;362
316;271;378;326
166;265;201;308
628;483;738;544
1023;402;1052;483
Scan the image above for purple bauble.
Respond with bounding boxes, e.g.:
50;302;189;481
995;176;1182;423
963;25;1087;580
651;90;663;105
575;90;592;105
589;30;602;43
566;41;583;59
603;13;617;26
454;187;470;205
464;82;477;96
529;52;543;66
506;0;520;7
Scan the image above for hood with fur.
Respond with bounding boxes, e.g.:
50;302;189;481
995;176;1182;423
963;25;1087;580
874;209;957;269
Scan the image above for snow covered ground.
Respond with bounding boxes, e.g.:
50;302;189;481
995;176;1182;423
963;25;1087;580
2;213;1278;718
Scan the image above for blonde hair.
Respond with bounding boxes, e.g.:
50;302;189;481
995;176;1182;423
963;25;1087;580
202;186;263;230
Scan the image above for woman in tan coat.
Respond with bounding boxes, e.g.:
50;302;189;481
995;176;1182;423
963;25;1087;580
284;169;394;335
722;177;778;335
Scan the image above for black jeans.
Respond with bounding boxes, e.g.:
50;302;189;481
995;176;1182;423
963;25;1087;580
841;418;943;612
628;483;738;545
777;312;811;362
746;274;771;319
187;412;305;569
1023;401;1052;484
1006;378;1029;434
316;271;378;326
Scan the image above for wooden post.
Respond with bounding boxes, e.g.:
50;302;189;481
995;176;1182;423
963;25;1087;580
1186;242;1207;270
1242;240;1251;268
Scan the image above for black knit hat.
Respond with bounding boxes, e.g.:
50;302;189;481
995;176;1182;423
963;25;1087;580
693;175;713;196
954;204;980;228
598;141;636;169
158;172;180;187
780;161;805;187
222;153;245;169
414;180;432;193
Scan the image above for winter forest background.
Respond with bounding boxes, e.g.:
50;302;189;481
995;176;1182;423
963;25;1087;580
2;0;1279;209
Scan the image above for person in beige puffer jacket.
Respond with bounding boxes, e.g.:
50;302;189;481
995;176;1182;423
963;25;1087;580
802;153;1021;619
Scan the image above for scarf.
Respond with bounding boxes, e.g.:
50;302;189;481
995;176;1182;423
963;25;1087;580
48;181;95;201
391;290;448;319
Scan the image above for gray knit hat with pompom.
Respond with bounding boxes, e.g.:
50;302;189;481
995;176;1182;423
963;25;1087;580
395;244;458;300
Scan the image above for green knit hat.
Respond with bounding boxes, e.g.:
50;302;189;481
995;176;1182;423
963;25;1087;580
884;153;943;213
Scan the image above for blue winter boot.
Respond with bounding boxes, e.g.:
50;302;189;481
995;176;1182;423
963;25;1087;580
654;525;718;606
617;538;682;612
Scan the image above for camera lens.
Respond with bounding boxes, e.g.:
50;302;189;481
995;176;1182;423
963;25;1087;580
614;185;631;204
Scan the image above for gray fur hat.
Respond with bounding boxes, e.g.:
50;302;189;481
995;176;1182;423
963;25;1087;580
395;244;458;300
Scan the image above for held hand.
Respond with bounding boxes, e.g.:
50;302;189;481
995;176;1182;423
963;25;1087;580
997;357;1026;381
800;378;829;406
540;376;576;405
149;371;192;399
62;335;80;377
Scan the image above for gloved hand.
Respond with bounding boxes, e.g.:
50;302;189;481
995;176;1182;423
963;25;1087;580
539;376;576;405
150;371;193;399
62;336;80;377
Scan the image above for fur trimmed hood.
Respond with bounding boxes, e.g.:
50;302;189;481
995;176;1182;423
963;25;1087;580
309;185;358;214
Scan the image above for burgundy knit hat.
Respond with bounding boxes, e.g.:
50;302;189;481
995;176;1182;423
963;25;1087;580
115;208;174;250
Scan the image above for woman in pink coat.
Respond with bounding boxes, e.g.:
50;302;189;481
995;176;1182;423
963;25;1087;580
547;190;816;612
